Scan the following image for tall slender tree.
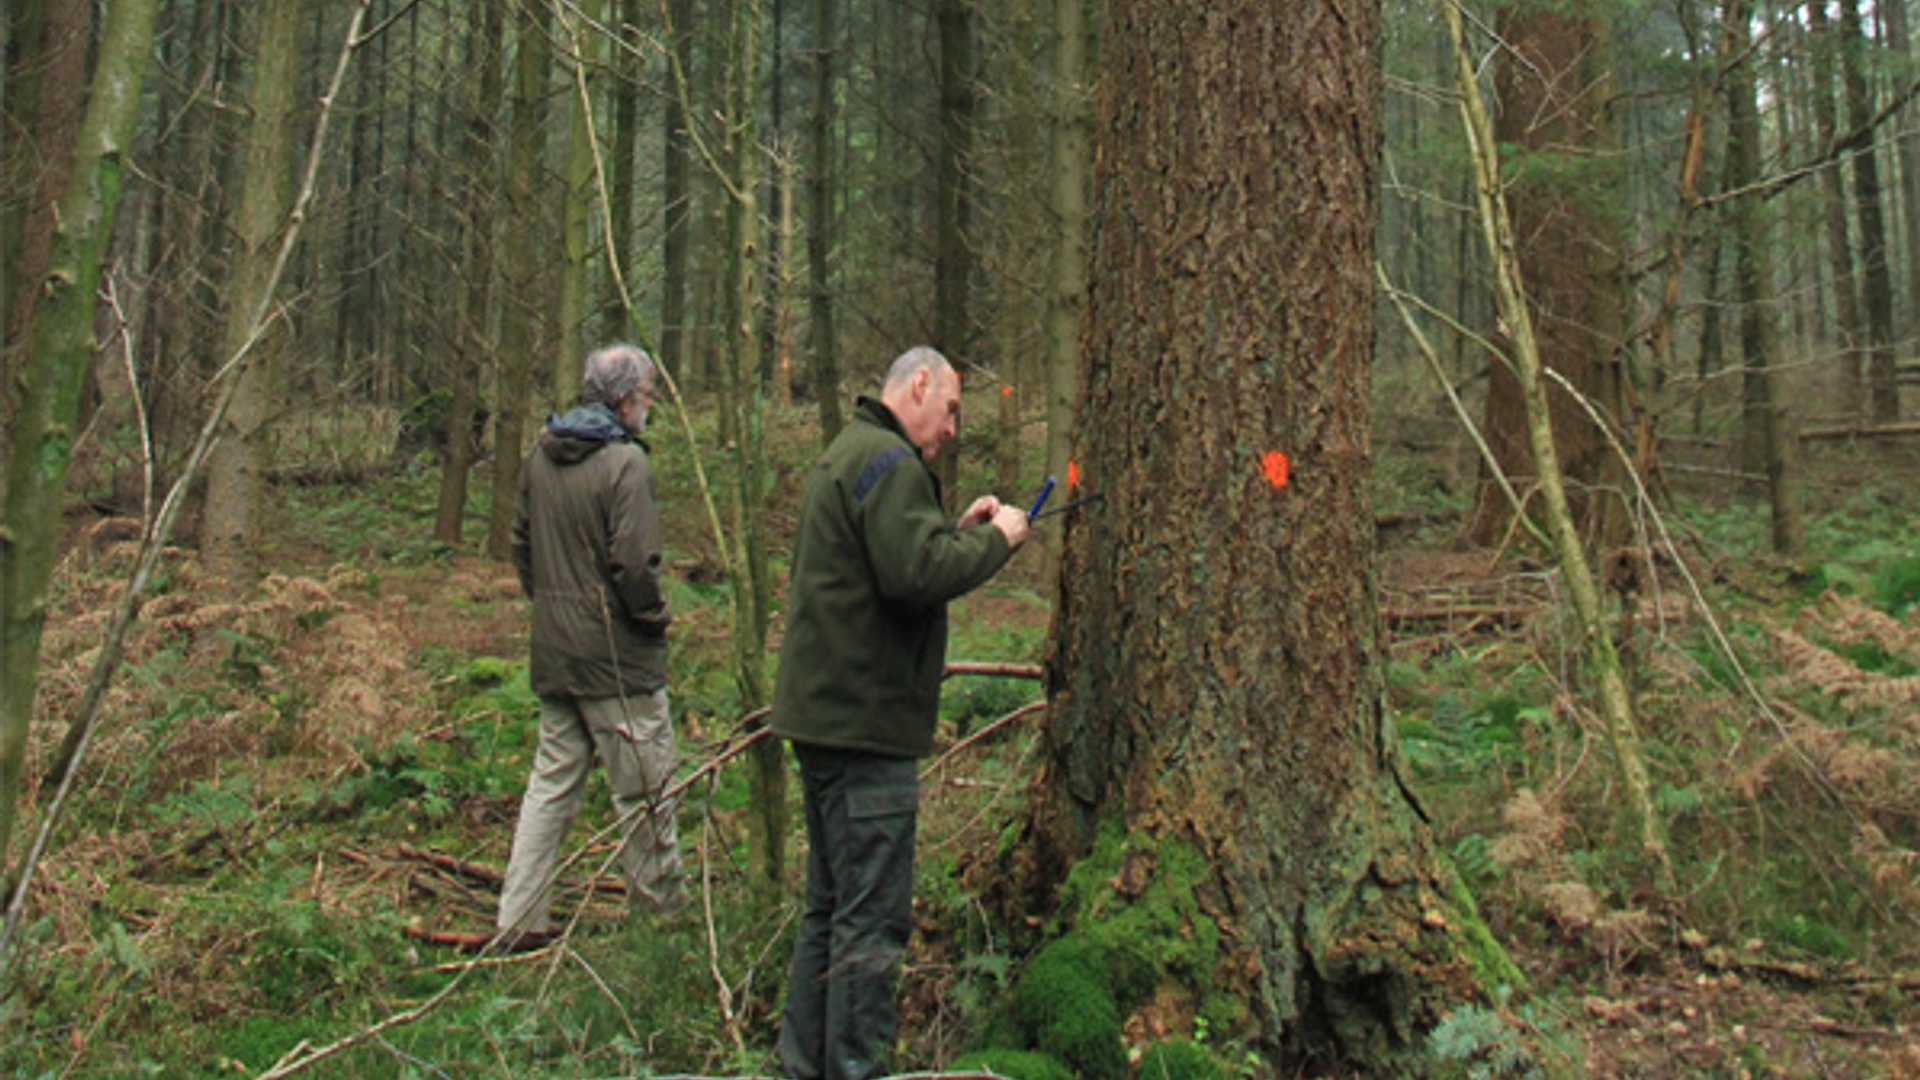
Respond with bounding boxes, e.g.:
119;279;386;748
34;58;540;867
719;0;785;890
202;0;309;583
1466;0;1629;551
554;0;607;410
936;0;976;364
1726;0;1802;555
602;0;642;341
661;0;695;381
1840;0;1901;421
435;0;505;548
1808;0;1867;416
1;0;90;438
805;0;843;441
0;0;162;898
488;3;553;560
1879;0;1920;353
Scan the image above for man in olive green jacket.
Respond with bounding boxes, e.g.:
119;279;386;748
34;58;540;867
497;344;686;952
772;346;1029;1080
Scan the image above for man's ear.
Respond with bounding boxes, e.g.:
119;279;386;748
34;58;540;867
911;367;931;402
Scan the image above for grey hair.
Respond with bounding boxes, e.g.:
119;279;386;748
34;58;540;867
580;343;656;406
882;345;952;392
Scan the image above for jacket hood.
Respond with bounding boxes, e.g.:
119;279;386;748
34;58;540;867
541;402;638;465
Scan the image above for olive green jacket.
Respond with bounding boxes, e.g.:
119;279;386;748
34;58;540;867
771;398;1011;758
512;402;670;699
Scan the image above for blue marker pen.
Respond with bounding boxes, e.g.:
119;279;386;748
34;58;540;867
1028;476;1057;518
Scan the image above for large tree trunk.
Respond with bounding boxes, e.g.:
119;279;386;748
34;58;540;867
1466;1;1628;551
202;0;307;584
1025;1;1485;1068
0;0;161;897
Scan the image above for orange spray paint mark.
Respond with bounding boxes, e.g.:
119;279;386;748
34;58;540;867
1066;460;1081;491
1261;451;1290;491
1001;384;1013;397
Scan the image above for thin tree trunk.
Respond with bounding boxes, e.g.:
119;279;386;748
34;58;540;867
1881;0;1920;360
805;0;843;442
146;0;232;486
993;0;1044;508
936;0;975;359
602;0;641;341
933;0;976;503
488;3;553;560
661;0;694;380
1696;235;1726;437
1727;0;1804;557
687;0;727;396
203;0;309;585
773;151;798;400
1;0;89;441
0;0;162;897
435;0;505;548
1467;1;1628;550
1841;0;1902;421
720;0;784;893
1445;0;1672;884
1810;0;1867;417
554;0;606;410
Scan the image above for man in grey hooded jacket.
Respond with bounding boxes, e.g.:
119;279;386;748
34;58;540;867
496;344;687;951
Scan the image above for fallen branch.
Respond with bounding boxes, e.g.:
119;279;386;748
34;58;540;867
401;924;495;952
1797;421;1920;441
922;701;1048;779
1381;603;1533;625
943;661;1043;680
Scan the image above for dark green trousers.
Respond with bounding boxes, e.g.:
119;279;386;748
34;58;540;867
777;744;919;1080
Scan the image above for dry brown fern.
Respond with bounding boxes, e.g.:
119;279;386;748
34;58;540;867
1489;787;1563;871
1853;822;1920;912
1803;592;1920;663
1773;627;1920;711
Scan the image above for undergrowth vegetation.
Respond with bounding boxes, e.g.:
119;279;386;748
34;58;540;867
5;399;1920;1078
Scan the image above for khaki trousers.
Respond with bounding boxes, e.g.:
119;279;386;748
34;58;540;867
497;690;685;934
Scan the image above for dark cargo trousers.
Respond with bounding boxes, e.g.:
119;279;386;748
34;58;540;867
777;744;919;1080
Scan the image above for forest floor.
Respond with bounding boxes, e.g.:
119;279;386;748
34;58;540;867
10;404;1920;1078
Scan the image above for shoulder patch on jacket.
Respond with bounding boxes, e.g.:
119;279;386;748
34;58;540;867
853;445;914;504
